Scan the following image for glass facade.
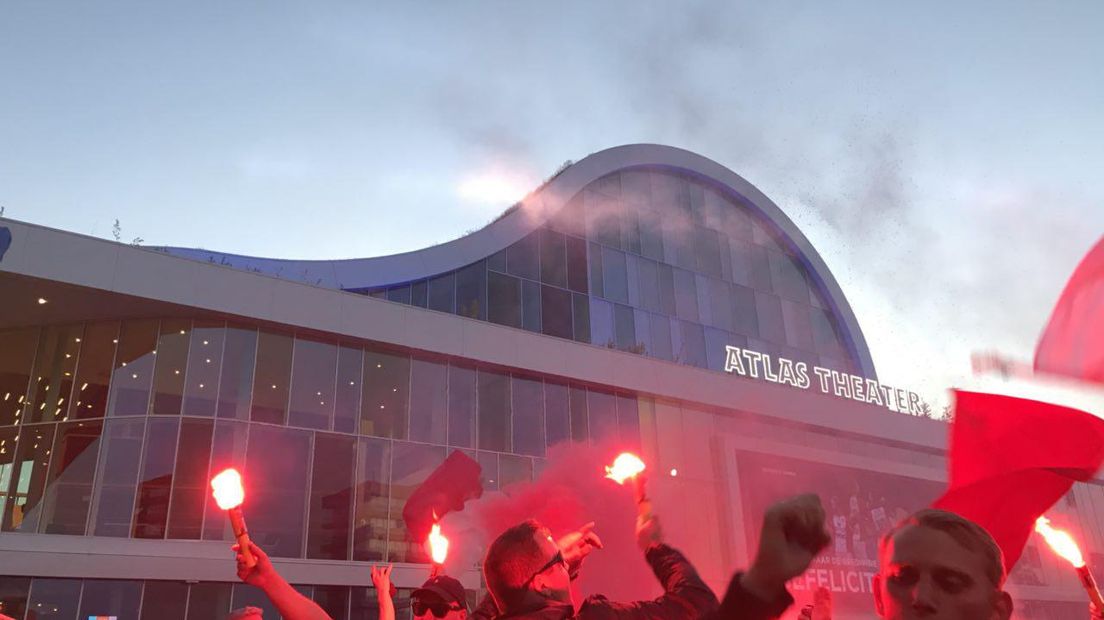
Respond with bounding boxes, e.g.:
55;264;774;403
349;168;860;376
0;320;644;560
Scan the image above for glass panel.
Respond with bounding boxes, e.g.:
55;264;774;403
487;271;522;329
181;321;224;418
613;304;636;352
588;242;603;298
202;420;248;541
781;300;815;352
0;328;37;427
633;309;653;357
478;451;499;492
549;194;586;238
0;576;30;620
695;226;723;277
676;321;707;368
499;454;533;488
389;441;446;563
708;278;734;332
636;258;661;314
569;385;588;443
657;263;677;316
648;313;673;361
565;235;589;294
69;322;118;421
361;349;410;439
539;228;568;288
507;232;540;281
754;292;786;345
133;417;179;539
477;369;510;452
409;358;447;445
42;420;103;534
586;390;618;443
308;433;356;560
387;285;412;305
589;298;613;348
245;425;310;557
511;375;545;457
313;586;350;620
615;394;641;451
288;338;338;430
487;248;507;272
544;381;570;449
622;207;642;254
250;331;293;425
427;272;456;314
333;345;363;434
231;584;279;619
353;437;391;562
411;280;428;308
572;293;590;344
92;419;145;537
167;417;214;539
216;326;257;420
600;247;629;304
539;285;572;340
673;268;699;322
141;581;188;620
79;579;141;620
108;319;158;417
455;260;487;320
586;190;621;249
640;208;665;261
447;363;476;448
2;423;54;532
26;324;81;424
731;239;773;291
521;279;541;333
731;284;760;338
26;578;81;620
151;320;190;415
186;582;233;620
0;427;17;529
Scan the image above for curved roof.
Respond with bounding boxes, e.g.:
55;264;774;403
160;144;876;377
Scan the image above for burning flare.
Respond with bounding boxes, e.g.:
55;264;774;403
428;523;449;565
1036;515;1085;567
605;452;646;485
211;468;245;510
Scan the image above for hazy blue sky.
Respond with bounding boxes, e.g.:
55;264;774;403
3;1;1102;406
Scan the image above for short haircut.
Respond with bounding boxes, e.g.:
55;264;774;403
483;519;551;613
879;509;1006;588
228;607;264;620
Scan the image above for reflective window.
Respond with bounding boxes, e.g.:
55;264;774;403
731;239;773;292
487;248;506;272
387;284;411;305
676;320;707;368
26;578;81;620
427;272;456;314
26;324;81;424
409;358;447;445
246;425;310;557
167;418;214;539
216;326;257;420
811;308;847;360
151;320;190;415
0;427;17;528
446;363;476;448
455;260;486;320
544;381;570;449
507;232;540;281
672;268;699;322
586;190;621;249
521;279;541;333
202;420;248;541
182;321;225;418
141;581;188;620
487;271;521;329
694;226;723;277
79;579;141;620
707;278;734;332
540;285;572;340
232;584;281;619
361;349;409;439
621;207;642;254
288;338;338;430
93;419;145;537
0;576;30;620
353;437;390;562
70;322;118;421
731;284;759;337
499;454;533;488
586;390;617;443
781;299;815;352
389;441;446;563
601;247;629;304
478;451;499;492
251;331;293;425
186;582;233;620
411;280;428;308
0;328;36;426
613;304;636;352
636;258;661;314
565;235;589;294
549;194;586;238
511;375;545;457
639;209;665;261
657;263;677;316
589;298;613;348
588;242;603;298
133;417;179;539
333;346;363;434
615;394;641;450
313;586;350;620
108;320;158;417
308;433;355;560
572;293;590;344
477;369;510;452
648;313;673;361
539;228;567;288
42;420;103;535
769;250;811;303
2;423;53;532
753;292;786;344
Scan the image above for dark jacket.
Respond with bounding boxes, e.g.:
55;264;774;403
702;573;793;620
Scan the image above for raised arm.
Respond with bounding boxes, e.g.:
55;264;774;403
235;542;334;620
371;565;396;620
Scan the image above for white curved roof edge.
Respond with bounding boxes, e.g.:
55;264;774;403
158;143;876;377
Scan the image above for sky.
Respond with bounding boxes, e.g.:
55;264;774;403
3;1;1103;410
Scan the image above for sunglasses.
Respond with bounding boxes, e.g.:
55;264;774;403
521;550;567;588
412;599;464;618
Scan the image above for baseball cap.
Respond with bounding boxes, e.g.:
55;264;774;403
412;575;468;609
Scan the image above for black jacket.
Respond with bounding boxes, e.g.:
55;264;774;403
701;573;793;620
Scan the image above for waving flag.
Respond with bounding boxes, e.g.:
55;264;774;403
1036;236;1104;385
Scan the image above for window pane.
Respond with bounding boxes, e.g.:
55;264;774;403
151;320;190;415
708;278;734;332
487;271;522;329
66;322;118;421
637;258;661;314
41;420;103;535
389;441;446;563
586;390;618;443
507;232;540;281
427;272;456;314
544;381;570;449
0;576;31;620
511;376;544;457
409;358;447;444
141;581;188;620
2;423;54;532
92;419;144;537
0;427;19;530
216;326;257;420
676;321;707;368
26;579;81;620
615;394;641;451
622;208;642;254
353;437;391;562
614;304;636;352
308;433;356;560
411;280;428;308
569;385;588;443
695;226;723;277
633;309;653;357
521;279;541;333
601;247;629;304
251;331;293;425
488;248;507;272
108;319;158;417
334;346;363;434
288;338;338;430
565;235;589;294
539;228;568;288
26;324;81;424
182;321;225;418
447;363;476;448
0;328;37;427
477;369;510;452
79;579;141;620
387;285;411;305
246;425;310;557
586;190;621;248
589;298;613;348
361;349;410;439
186;582;232;620
673;268;699;322
133;417;180;539
478;451;499;492
499;454;533;488
313;586;350;620
167;417;214;539
731;284;760;338
455;261;487;320
657;264;677;316
640;209;665;261
588;242;603;298
230;584;279;620
539;285;572;340
572;293;590;344
648;313;673;361
202;420;248;541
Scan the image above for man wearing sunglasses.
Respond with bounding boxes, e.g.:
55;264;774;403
412;574;471;620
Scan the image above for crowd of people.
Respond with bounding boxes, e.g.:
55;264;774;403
210;492;1104;620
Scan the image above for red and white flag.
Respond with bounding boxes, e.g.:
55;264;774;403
1036;235;1104;385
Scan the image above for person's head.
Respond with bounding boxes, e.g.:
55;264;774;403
228;607;263;620
411;574;469;620
874;509;1012;620
483;519;572;613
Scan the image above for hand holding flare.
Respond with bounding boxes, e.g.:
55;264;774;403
212;468;256;569
605;452;651;521
1035;516;1104;611
427;522;449;577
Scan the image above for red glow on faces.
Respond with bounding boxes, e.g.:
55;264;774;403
211;468;245;510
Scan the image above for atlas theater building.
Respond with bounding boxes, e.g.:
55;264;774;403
0;145;1099;619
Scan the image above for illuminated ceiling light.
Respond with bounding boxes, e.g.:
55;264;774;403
203;340;209;345
2;393;7;401
75;338;81;343
670;468;678;477
271;384;277;389
376;364;382;368
179;329;186;335
113;339;118;344
121;362;127;367
65;354;71;358
63;372;71;376
174;370;180;375
379;405;385;409
206;359;211;363
349;381;355;385
81;383;88;391
37;298;48;305
131;373;138;379
198;383;205;389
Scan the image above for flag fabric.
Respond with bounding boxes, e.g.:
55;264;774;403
1036;235;1104;385
402;450;483;544
933;390;1104;570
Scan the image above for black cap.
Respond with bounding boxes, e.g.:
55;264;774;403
412;575;468;609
